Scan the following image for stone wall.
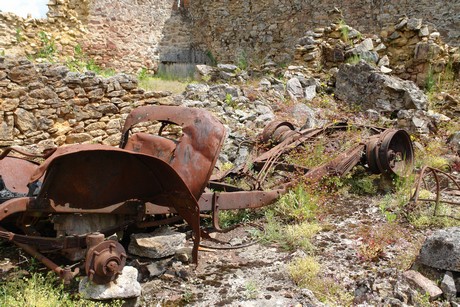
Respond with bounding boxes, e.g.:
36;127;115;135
0;56;171;148
83;0;204;72
0;0;88;60
0;0;458;73
188;0;460;63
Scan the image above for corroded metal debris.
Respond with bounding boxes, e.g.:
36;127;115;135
409;166;460;221
0;105;416;284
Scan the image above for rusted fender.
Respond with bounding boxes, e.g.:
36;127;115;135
0;156;38;194
120;105;226;200
29;145;202;262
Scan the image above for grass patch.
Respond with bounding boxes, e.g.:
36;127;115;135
378;174;414;216
408;202;460;228
356;223;407;262
414;138;449;170
218;209;263;229
270;185;318;223
259;215;321;252
138;77;188;94
289;256;353;304
256;185;321;253
0;272;122;307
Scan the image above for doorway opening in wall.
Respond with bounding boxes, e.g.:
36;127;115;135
0;0;49;19
176;0;189;9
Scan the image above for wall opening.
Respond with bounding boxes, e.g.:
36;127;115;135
158;48;214;79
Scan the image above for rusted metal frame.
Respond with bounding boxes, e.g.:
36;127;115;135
199;189;286;232
431;168;442;216
251;123;366;188
302;144;366;183
0;226;79;284
136;215;183;228
0;197;30;222
0;219;135;251
410;166;460;220
253;127;326;164
255;147;285;190
411;166;460;201
29;199;144;215
119;105;226;199
16;243;77;283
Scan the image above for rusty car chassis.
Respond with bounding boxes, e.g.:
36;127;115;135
0;105;414;284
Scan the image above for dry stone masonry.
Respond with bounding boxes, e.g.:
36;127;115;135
0;56;171;147
0;0;459;73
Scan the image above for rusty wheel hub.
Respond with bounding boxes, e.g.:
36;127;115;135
85;234;127;284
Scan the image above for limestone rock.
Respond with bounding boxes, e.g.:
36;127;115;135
287;103;316;128
195;64;217;81
396;109;450;134
440;271;457;301
129;227;186;259
286;77;304;100
217;63;238;72
418;227;460;272
0;114;14;145
79;266;141;300
65;133;92;144
448;132;460;154
403;270;443;301
14;108;37;133
335;61;428;111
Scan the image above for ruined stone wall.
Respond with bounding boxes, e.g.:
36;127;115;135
0;56;171;148
83;0;200;72
0;0;458;72
0;1;88;59
188;0;460;63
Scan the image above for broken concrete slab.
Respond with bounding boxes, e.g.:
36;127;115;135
79;266;141;300
418;227;460;272
128;227;186;259
403;270;443;301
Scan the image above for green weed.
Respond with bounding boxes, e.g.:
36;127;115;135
218;209;262;228
206;50;217;66
289;257;353;304
339;21;350;43
256;185;321;253
0;272;122;307
243;280;259;299
425;65;436;93
137;67;152;81
15;28;24;43
269;185;318;223
236;50;249;70
224;93;237;108
36;31;56;60
347;174;377;195
66;44;115;76
346;54;361;64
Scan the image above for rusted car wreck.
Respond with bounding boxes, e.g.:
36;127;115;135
0;105;415;284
